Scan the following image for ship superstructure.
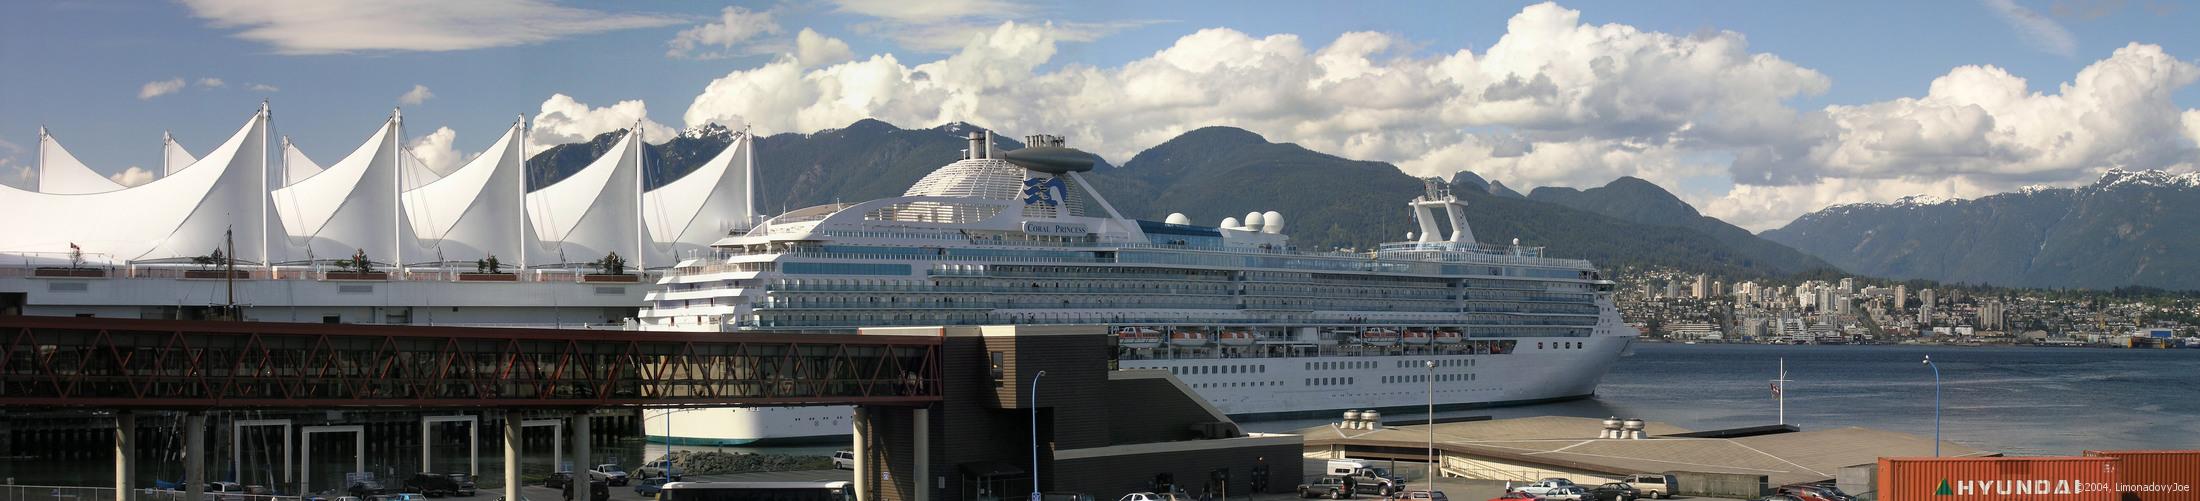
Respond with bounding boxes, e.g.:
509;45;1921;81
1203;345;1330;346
638;132;1633;444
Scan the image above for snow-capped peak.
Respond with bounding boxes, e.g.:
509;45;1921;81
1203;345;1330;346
2093;168;2200;190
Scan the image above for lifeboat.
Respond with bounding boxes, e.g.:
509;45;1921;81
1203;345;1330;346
1118;327;1164;349
1168;331;1211;347
1217;330;1257;346
1433;330;1465;345
1401;329;1434;345
1360;328;1400;346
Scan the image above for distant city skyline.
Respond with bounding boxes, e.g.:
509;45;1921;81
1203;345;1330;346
3;0;2198;230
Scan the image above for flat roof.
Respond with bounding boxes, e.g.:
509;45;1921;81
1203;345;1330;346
1300;416;1989;485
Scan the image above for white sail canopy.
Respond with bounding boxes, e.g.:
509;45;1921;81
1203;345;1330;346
643;131;756;263
402;122;535;265
35;129;129;195
163;132;198;176
527;130;642;267
268;117;428;265
279;136;325;186
0;108;269;264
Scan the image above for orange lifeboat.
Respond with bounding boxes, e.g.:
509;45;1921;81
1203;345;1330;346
1168;330;1211;347
1118;327;1163;349
1401;329;1434;345
1360;328;1401;346
1433;330;1465;344
1217;330;1257;346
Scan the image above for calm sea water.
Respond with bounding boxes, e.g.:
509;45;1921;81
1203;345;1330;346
1244;343;2200;455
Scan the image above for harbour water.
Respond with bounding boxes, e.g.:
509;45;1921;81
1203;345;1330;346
1245;342;2200;455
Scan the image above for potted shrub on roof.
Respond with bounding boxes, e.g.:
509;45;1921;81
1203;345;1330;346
326;248;388;280
459;254;516;281
582;251;637;283
34;242;105;277
183;247;243;279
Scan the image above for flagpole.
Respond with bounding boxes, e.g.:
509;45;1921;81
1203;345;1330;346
1775;358;1788;425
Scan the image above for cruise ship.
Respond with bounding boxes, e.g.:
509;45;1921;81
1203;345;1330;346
636;131;1634;444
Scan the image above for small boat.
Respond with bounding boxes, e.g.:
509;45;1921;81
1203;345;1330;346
1118;327;1163;348
1360;328;1400;346
1432;330;1465;344
1401;329;1434;345
1217;330;1257;346
1168;331;1211;347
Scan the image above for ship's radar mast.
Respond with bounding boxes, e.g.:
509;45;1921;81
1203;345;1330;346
1409;177;1474;245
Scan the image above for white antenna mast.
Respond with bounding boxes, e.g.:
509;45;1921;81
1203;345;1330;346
1771;358;1791;425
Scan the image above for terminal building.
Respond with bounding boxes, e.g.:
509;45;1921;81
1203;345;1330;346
855;325;1302;501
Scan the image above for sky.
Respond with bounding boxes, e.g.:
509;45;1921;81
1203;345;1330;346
3;0;2198;231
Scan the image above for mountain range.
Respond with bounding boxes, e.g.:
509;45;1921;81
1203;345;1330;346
525;119;1836;279
1763;169;2200;290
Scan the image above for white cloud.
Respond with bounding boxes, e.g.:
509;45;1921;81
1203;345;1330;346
247;83;280;92
407;126;472;175
796;28;854;67
666;6;781;60
1984;0;2078;57
181;0;682;55
197;77;226;88
108;166;155;187
399;84;435;106
139;78;186;100
682;2;2200;232
830;0;1014;24
530;93;676;155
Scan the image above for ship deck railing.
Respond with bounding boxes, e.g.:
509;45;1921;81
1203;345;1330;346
689;237;1593;270
0;262;662;283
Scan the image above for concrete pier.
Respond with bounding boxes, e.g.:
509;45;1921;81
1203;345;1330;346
573;412;591;478
185;413;205;501
504;415;522;501
114;413;136;501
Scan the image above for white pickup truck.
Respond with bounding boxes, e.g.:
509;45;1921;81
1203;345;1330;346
588;464;630;486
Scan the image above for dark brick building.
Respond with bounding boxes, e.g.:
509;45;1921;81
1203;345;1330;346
854;325;1302;501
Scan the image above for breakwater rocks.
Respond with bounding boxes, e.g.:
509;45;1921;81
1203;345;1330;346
656;451;836;474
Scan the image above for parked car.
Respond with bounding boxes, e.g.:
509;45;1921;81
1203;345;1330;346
634;477;669;498
637;461;684;482
350;480;390;498
542;471;574;490
833;451;857;469
1488;492;1537;501
407;473;461;497
245;485;276;496
587;480;610;501
1120;493;1179;501
589;464;630;487
1299;476;1357;499
1621;474;1673;500
1586;483;1639;501
1512;480;1577;497
445;474;476;497
1537;486;1588;501
1392;490;1450;501
1775;484;1854;501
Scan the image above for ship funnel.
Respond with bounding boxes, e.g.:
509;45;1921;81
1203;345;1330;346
967;132;985;160
1622;418;1646;439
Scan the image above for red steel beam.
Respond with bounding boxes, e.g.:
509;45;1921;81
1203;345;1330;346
0;316;944;410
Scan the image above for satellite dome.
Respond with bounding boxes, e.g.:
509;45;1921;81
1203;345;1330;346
1165;213;1190;225
1220;217;1240;229
1261;211;1284;234
1242;211;1264;231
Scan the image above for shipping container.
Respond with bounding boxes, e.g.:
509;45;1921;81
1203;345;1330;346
1669;471;1769;499
2084;451;2199;501
1878;457;2120;501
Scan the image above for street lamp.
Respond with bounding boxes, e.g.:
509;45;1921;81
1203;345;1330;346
1425;360;1436;490
1922;356;1940;457
1031;370;1047;501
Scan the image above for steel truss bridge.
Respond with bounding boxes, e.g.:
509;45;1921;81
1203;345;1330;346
0;316;942;409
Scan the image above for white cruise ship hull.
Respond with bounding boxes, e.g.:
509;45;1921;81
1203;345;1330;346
648;334;1629;444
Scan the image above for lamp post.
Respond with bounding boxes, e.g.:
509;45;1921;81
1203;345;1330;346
1031;370;1047;501
1425;360;1436;490
1922;356;1940;457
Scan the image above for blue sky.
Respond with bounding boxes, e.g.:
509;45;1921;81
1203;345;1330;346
4;0;2198;230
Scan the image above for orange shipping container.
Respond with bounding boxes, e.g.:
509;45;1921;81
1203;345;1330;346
1879;457;2121;501
2084;451;2200;501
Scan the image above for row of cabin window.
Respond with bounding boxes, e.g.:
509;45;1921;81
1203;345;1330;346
1168;364;1267;375
1539;341;1585;349
1306;361;1377;371
1397;359;1478;368
1305;377;1355;386
1381;373;1476;383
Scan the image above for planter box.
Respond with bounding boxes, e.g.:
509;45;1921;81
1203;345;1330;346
457;273;518;282
580;274;639;283
184;269;250;279
33;268;106;278
324;271;389;281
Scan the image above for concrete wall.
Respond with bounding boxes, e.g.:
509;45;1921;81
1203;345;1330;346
1441;456;1621;485
1670;472;1769;499
1055;440;1303;498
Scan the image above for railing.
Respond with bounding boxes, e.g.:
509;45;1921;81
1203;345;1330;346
0;264;660;284
1116;340;1519;360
